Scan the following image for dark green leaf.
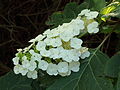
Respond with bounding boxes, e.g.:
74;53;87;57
113;6;120;18
105;53;120;78
46;2;90;27
85;0;106;11
0;71;32;90
116;73;120;90
77;2;89;13
63;2;78;19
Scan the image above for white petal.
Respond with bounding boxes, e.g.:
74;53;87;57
46;63;58;76
38;60;49;71
57;62;68;73
69;61;80;72
70;38;83;49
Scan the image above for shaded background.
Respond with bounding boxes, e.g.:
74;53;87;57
0;0;119;76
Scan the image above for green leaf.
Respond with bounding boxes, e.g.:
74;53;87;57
114;24;120;33
85;0;106;11
116;73;120;90
46;2;78;27
0;71;33;90
113;6;120;18
101;4;117;15
105;53;120;78
46;2;89;27
101;2;120;21
76;2;89;14
46;12;64;27
63;2;78;19
100;26;113;34
47;49;114;90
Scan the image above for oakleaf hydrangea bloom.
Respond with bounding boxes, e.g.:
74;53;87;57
38;60;49;71
70;38;83;49
12;57;19;65
12;9;99;79
27;70;38;79
87;21;99;33
57;62;68;73
47;63;58;75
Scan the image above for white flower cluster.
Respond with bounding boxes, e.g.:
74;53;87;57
12;9;99;79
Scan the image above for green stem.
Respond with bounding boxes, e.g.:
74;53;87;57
78;32;87;38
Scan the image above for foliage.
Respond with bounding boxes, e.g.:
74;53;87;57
46;2;89;27
0;71;32;90
0;0;120;90
101;1;120;21
105;52;120;78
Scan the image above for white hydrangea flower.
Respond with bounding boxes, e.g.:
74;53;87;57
87;21;99;33
69;49;81;61
29;34;45;42
22;56;37;71
69;18;85;36
79;9;90;16
19;66;28;76
12;57;19;65
31;53;42;61
30;50;42;61
23;47;30;53
36;41;46;51
29;49;35;55
43;29;51;36
13;64;21;74
79;47;88;53
48;28;60;38
35;34;45;41
22;60;30;68
79;47;90;59
69;61;80;72
49;48;61;59
50;37;62;47
85;11;99;19
38;60;49;71
59;26;74;42
70;38;83;49
27;70;38;79
22;56;27;60
80;51;90;59
59;70;71;76
28;60;37;71
29;39;36;43
47;63;58;76
57;62;68;73
17;49;22;52
40;49;51;57
60;49;73;62
43;28;59;38
44;38;52;46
